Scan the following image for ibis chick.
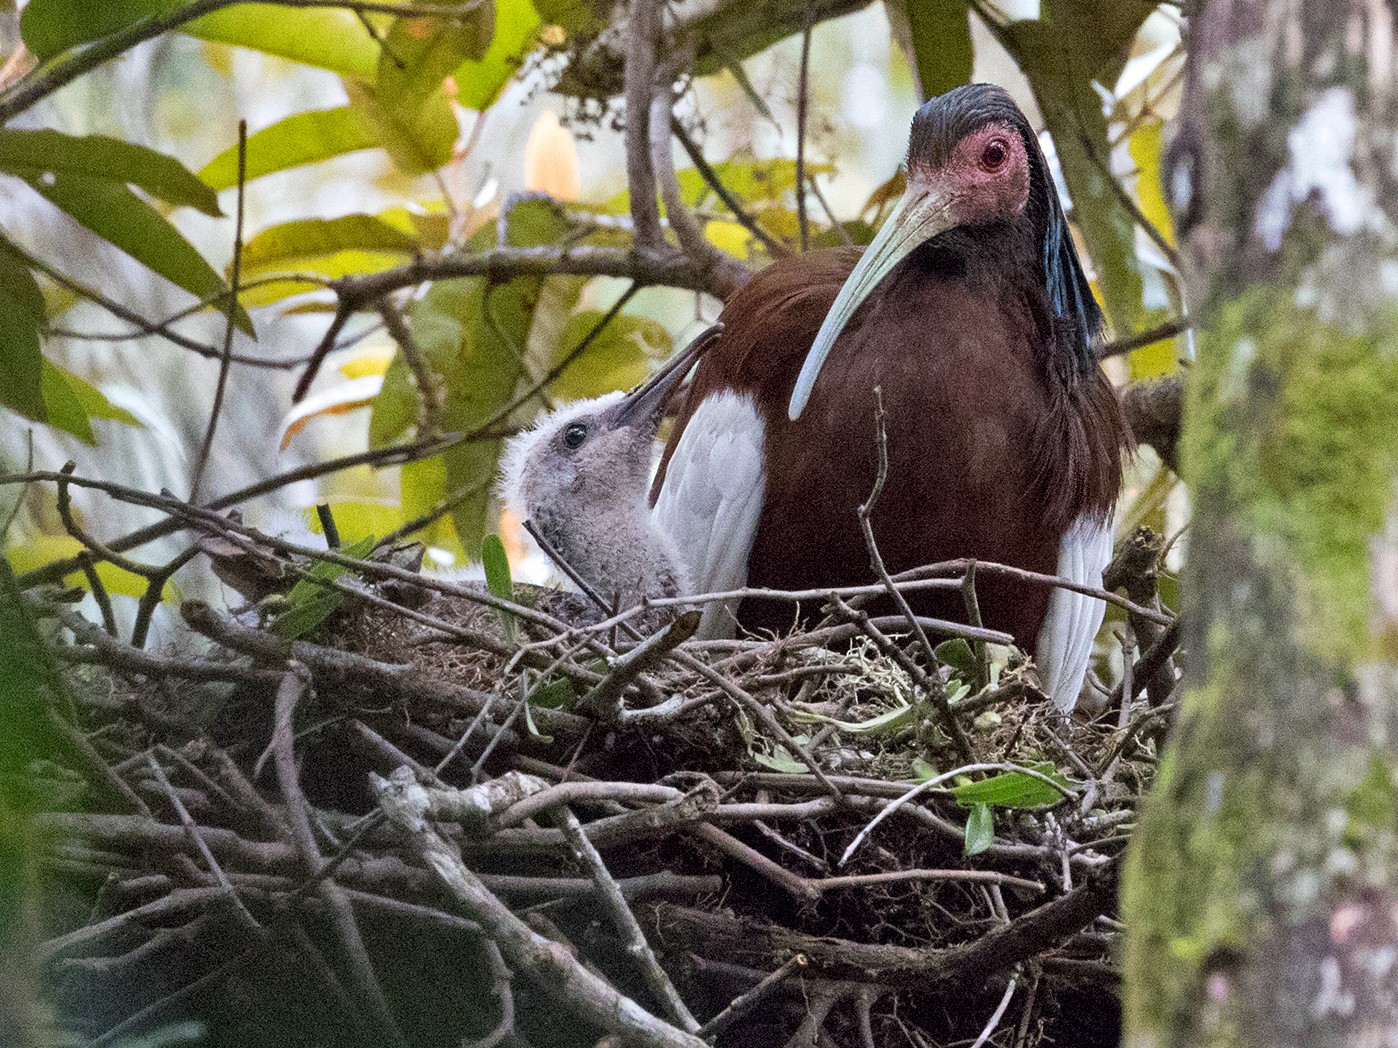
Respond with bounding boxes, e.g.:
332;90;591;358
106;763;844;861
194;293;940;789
498;326;720;619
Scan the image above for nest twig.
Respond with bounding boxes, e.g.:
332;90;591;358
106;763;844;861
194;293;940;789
11;465;1180;1048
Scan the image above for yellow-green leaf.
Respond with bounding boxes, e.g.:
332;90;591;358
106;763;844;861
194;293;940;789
199;106;378;191
607;158;831;215
452;0;542;111
346;80;459;177
379;9;495;112
239;214;419;279
545;311;670;402
186;5;379;80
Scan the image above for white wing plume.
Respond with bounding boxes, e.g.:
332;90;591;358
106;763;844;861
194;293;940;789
1035;513;1114;712
652;391;767;639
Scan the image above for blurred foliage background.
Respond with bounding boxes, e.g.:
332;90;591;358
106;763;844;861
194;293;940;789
0;0;1186;612
0;6;1186;1038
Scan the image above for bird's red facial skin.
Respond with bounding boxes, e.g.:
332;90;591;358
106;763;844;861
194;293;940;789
909;122;1030;227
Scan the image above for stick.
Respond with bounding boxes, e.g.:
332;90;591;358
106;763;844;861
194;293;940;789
557;808;700;1032
695;953;808;1039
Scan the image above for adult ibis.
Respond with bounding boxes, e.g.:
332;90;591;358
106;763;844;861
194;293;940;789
651;84;1128;710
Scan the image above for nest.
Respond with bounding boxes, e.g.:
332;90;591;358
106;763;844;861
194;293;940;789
20;520;1178;1048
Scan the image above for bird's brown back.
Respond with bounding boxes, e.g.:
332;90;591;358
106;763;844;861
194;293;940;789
654;247;1126;648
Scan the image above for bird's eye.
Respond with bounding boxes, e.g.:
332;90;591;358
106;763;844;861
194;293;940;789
980;138;1009;172
562;422;588;450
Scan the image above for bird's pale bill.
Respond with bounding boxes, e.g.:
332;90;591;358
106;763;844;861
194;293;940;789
788;184;958;420
612;322;724;428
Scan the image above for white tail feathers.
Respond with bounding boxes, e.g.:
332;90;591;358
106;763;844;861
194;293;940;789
1035;514;1114;712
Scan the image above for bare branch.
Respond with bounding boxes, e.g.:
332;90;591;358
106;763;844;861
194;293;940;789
189;119;248;503
624;0;664;250
648;64;750;296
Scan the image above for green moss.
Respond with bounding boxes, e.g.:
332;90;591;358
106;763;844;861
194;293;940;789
1181;285;1398;664
1123;671;1266;1040
1343;751;1398;850
1123;613;1398;1040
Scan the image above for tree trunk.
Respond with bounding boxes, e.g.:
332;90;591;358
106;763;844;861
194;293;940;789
1122;2;1398;1046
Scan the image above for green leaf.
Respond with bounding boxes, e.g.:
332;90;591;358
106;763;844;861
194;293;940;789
0;130;220;215
1000;0;1155;334
934;638;978;678
56;365;140;427
545;311;670;402
753;747;807;773
242;214;419;268
790;703;915;735
20;0;379;75
199;106;378;191
271;536;375;639
482;532;516;639
236;214;419;304
530;677;575;710
0;561;65;996
532;0;604;34
607;157;831;216
721;59;774;122
482;534;513;601
951;762;1071;809
452;0;542;111
398;455;456;552
0;350;134;458
378;9;495;113
38;362;93;444
187;5;379;79
408;197;574;555
378;203;451;252
20;0;176;60
0;247;45;422
368;352;418;449
964;802;994;856
810;220;878;250
893;0;972;100
407;282;507;554
521;697;552;741
28;173;253;336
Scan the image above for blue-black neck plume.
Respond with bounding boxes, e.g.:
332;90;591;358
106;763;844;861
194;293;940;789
908;84;1104;380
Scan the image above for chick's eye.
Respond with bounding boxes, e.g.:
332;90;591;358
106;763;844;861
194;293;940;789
562;422;588;450
980;138;1009;172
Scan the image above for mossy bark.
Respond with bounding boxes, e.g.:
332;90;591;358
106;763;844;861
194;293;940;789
1122;3;1398;1046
